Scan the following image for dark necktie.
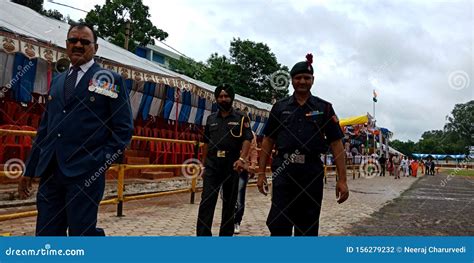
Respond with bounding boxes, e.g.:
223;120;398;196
64;66;80;102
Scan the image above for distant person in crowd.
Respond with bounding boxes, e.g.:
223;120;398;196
392;154;401;179
387;157;394;176
234;131;258;234
411;159;419;177
378;154;387;176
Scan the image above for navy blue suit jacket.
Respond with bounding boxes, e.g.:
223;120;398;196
24;63;133;178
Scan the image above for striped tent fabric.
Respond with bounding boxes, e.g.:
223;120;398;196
162;85;175;120
0;52;14;87
11;53;37;102
129;90;144;120
194;96;206;126
139;82;156;120
169;87;182;121
178;89;192;123
33;59;48;95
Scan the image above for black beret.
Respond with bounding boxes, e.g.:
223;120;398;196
214;84;235;101
290;53;314;77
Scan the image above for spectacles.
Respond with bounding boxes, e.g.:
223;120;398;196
66;38;94;45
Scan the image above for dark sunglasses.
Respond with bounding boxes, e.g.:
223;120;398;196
66;38;94;45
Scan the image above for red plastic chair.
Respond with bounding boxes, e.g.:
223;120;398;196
140;127;153;151
20;125;37;160
131;126;144;150
2;101;20;124
0;124;23;163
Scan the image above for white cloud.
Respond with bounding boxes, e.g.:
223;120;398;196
44;0;473;141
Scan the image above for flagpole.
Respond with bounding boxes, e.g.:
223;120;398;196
372;90;376;154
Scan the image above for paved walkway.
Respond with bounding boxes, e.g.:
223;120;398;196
0;174;420;236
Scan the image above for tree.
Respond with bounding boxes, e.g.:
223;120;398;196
228;38;289;103
390;139;417;156
416;130;444;154
201;53;237;87
12;0;43;13
42;9;65;21
168;57;208;80
169;38;289;103
84;0;168;52
12;0;66;21
444;100;473;147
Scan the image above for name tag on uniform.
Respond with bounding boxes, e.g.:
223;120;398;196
88;79;119;99
228;121;239;125
290;154;306;164
217;150;226;158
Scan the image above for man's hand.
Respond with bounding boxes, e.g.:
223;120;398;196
18;176;33;199
336;180;349;204
256;172;268;196
233;159;247;173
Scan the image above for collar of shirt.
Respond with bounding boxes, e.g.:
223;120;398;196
68;59;95;75
217;108;238;119
288;93;318;107
68;59;95;87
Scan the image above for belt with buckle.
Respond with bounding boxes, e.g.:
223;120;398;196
209;150;229;158
279;153;320;164
217;150;227;158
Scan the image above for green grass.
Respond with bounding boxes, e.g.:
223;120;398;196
444;169;474;176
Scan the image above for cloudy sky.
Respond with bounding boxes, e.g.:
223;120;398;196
44;0;473;141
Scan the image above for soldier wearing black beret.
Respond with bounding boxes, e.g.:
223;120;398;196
257;54;349;236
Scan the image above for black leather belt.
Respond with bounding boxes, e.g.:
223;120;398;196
208;150;238;158
277;153;321;164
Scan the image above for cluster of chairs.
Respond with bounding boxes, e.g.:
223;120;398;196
1;101;43;128
130;118;204;165
0;124;36;163
0;101;206;165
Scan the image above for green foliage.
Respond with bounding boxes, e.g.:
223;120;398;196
84;0;168;52
42;9;65;21
12;0;43;13
12;0;66;21
392;100;473;155
170;38;289;103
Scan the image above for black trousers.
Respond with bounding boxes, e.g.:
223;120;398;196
267;162;324;236
197;156;239;236
35;158;105;236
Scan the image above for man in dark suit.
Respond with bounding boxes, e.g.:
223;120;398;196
18;23;133;236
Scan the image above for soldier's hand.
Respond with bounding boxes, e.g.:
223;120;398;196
18;176;33;200
336;180;349;204
257;172;268;196
233;159;247;173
